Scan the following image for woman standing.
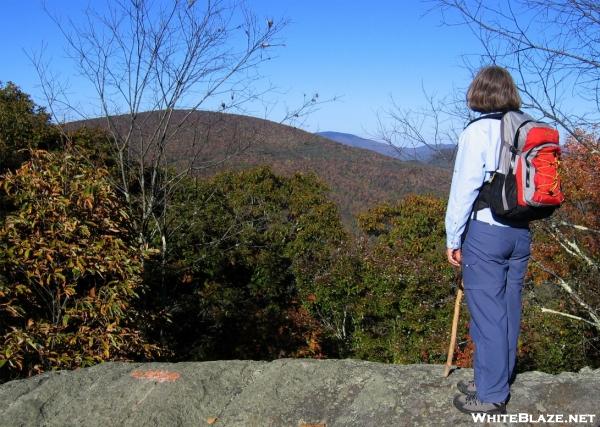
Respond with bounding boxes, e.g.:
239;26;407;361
445;65;532;415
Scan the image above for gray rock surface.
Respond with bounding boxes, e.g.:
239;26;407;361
0;359;598;426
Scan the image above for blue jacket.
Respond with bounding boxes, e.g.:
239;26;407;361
445;116;509;249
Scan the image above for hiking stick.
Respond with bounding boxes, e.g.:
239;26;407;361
444;280;463;377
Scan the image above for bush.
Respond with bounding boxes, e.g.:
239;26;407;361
355;195;459;363
0;149;161;382
0;82;59;173
520;298;596;373
304;194;460;364
137;166;347;361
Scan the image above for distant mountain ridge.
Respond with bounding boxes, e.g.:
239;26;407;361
71;110;451;231
317;131;455;167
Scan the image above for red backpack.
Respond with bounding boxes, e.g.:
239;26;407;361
473;111;564;221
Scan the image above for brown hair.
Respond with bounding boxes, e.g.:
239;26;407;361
466;66;521;113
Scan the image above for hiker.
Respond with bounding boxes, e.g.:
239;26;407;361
445;65;532;415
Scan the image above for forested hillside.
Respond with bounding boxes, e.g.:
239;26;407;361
72;111;450;231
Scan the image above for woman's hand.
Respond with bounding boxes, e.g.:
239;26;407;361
447;248;462;268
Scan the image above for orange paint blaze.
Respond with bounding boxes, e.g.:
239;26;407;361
130;369;181;382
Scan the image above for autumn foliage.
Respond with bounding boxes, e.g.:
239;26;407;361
518;133;600;372
0;149;161;382
1;83;599;384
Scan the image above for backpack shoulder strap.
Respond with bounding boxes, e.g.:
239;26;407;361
464;112;504;129
467;112;505;220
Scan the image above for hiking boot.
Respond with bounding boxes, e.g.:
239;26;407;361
457;379;476;396
453;394;507;415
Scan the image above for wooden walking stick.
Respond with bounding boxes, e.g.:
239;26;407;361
444;279;463;377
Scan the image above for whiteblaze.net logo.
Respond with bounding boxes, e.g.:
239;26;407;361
471;413;597;424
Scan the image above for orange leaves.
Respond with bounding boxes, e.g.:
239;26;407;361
561;134;600;223
82;197;94;211
267;303;327;360
530;133;600;281
525;132;600;369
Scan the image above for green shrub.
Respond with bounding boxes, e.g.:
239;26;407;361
354;195;458;363
519;284;599;373
138;166;347;360
304;194;459;364
0;82;59;173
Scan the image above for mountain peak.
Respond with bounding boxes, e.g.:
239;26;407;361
317;131;455;166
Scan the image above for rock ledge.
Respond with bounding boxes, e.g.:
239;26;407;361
0;358;598;426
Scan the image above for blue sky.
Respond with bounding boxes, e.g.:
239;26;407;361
0;1;481;139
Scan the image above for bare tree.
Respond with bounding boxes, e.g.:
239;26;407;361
436;0;600;148
432;0;600;333
34;0;286;260
376;87;468;166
